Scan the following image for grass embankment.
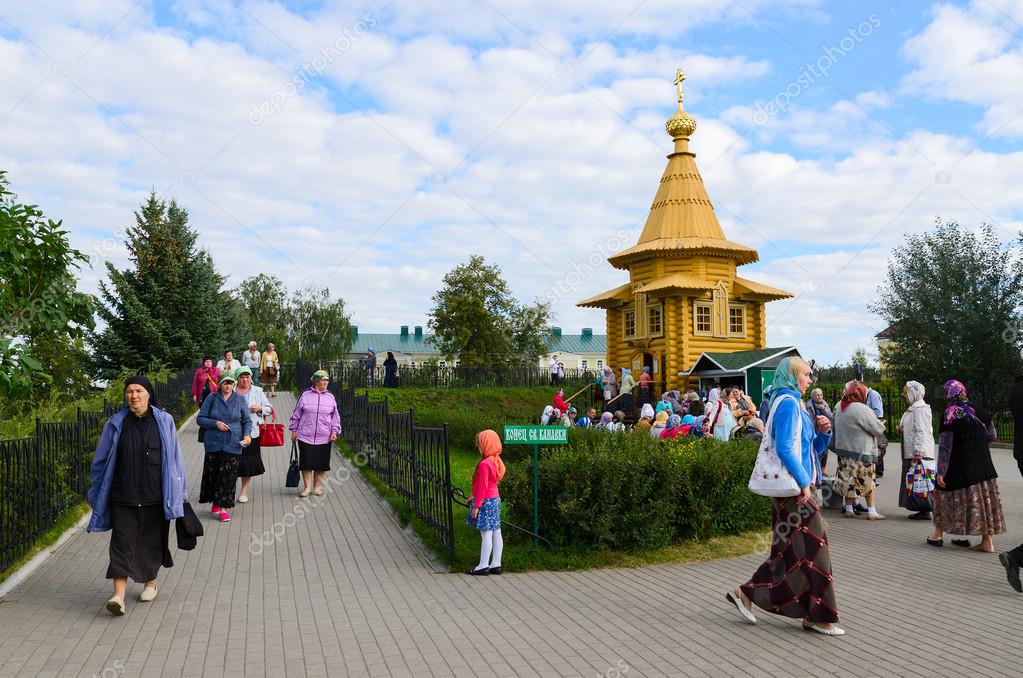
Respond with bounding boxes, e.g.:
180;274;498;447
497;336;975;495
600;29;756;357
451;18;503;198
0;503;90;587
352;387;768;572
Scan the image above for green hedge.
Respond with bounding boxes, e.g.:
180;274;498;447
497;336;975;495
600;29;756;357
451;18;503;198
501;430;771;550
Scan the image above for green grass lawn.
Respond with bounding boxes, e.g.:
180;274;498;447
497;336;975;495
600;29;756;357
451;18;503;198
344;386;770;573
0;503;90;587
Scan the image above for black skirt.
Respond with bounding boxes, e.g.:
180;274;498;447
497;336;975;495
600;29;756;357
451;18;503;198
199;451;240;508
237;436;266;477
298;440;332;471
107;505;173;582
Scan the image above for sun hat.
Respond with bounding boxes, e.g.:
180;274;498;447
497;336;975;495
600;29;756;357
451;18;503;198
235;366;252;378
311;369;329;382
220;372;236;384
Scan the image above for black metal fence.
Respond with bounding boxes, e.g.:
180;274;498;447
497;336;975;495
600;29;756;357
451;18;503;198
296;359;456;564
0;368;194;573
814;385;1015;442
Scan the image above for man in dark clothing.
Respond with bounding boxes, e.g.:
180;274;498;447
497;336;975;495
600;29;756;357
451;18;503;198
997;375;1023;593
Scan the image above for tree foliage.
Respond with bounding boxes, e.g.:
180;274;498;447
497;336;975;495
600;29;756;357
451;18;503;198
0;170;94;397
235;275;351;361
871;219;1023;406
427;255;552;367
90;193;244;376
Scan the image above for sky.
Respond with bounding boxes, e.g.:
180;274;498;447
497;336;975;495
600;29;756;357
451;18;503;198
2;0;1022;366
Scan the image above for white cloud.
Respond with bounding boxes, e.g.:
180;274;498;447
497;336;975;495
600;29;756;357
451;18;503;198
902;0;1023;138
1;0;1022;366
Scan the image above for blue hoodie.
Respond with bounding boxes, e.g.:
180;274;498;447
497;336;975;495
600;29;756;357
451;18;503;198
770;389;831;489
87;407;188;532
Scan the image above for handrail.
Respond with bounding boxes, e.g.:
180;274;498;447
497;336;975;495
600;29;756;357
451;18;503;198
604;384;636;407
563;383;592;404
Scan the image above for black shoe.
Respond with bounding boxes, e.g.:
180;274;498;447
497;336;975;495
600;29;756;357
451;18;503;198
926;538;943;547
487;566;502;575
951;539;972;548
852;504;868;515
907;512;932;520
465;566;489;576
999;552;1022;593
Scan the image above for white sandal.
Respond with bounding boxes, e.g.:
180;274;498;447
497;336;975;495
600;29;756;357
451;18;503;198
803;623;845;636
725;590;756;624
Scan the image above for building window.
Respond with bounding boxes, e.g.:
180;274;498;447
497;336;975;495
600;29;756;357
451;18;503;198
597;360;604;370
439;361;447;368
410;361;416;368
694;301;712;335
728;304;746;337
648;305;663;337
623;307;637;338
581;359;588;369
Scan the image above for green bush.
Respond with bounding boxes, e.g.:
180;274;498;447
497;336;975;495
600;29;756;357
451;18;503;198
502;430;771;550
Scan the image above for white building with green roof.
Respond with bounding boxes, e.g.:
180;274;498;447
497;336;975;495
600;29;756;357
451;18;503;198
345;326;607;370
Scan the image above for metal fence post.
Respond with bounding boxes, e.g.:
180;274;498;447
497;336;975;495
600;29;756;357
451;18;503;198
442;422;455;565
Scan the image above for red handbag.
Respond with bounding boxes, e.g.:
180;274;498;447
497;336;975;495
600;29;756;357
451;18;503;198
260;407;285;447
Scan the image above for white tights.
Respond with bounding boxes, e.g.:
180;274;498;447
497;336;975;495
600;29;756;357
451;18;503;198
476;529;503;570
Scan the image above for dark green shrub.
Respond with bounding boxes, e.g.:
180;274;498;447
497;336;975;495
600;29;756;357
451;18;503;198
503;430;771;550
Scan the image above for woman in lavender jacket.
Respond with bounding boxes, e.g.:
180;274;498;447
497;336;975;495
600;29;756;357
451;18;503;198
289;369;341;497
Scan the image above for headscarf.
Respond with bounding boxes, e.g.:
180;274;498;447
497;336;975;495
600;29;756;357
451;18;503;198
476;430;505;481
613;410;625;422
681;414;696;427
942;379;977;424
640;403;655;420
769;357;805;407
124;375;155;406
746;417;765;433
599;411;613;426
707;389;719;403
643;366;651;374
665;414;681;430
694;415;707;430
840;381;867;411
621;368;631;376
904;380;925;405
661;392;670;402
540;405;554;425
654;411;669;424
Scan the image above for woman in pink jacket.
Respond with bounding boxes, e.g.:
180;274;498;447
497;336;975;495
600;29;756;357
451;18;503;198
192;356;220;404
288;370;340;497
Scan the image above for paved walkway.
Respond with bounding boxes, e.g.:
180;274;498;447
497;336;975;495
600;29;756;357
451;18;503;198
2;393;1022;678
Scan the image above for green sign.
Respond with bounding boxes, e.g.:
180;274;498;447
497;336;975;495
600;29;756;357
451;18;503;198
503;425;568;445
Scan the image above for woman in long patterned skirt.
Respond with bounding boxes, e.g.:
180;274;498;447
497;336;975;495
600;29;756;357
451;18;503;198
725;357;845;636
927;380;1006;552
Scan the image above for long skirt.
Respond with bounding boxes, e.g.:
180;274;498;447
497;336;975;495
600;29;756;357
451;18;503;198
260;366;277;387
237;436;265;477
741;494;840;624
199;451;240;508
832;456;876;498
898;458;913;508
107;505;173;582
933;479;1007;536
298;440;331;471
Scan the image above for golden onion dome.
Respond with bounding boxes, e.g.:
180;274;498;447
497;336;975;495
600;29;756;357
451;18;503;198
665;67;697;138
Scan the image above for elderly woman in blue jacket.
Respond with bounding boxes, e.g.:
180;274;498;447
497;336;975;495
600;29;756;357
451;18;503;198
725;357;845;636
197;371;251;523
87;376;188;616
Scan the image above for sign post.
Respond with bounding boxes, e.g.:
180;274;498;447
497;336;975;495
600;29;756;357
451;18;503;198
503;425;568;548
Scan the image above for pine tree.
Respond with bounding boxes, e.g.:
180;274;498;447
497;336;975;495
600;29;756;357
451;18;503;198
91;193;243;376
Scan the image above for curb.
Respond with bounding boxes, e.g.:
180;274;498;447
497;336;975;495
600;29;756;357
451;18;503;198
0;408;199;601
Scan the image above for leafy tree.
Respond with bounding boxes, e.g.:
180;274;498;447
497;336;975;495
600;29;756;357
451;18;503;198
236;273;289;349
428;255;552;367
0;171;94;397
871;219;1023;406
849;348;873;369
287;285;353;361
90;193;238;376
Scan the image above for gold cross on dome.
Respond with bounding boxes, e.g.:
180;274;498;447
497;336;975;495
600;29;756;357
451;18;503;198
674;68;686;107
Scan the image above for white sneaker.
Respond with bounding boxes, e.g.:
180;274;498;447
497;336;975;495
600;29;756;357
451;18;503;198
139;585;158;602
237;495;248;503
105;595;125;616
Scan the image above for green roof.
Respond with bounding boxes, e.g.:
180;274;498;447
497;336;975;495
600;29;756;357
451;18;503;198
348;331;606;356
700;347;799;371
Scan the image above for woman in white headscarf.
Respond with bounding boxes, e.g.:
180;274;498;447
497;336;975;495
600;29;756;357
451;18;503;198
601;366;618;409
540;406;555;426
898;380;935;519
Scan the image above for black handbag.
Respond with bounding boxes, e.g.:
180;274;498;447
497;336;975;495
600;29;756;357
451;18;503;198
175;501;204;551
285;441;300;488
